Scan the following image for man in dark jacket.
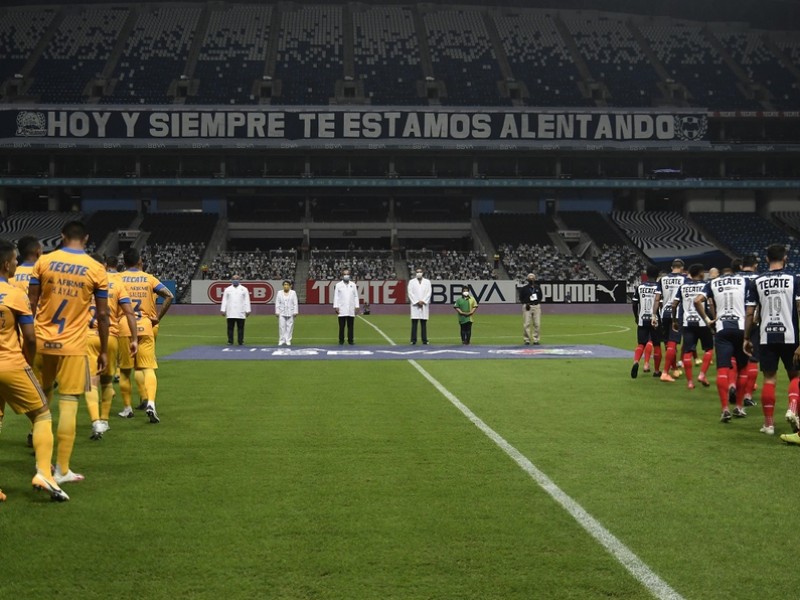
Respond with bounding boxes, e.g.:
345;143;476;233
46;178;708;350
519;273;542;345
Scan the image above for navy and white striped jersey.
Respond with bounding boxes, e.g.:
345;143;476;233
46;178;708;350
632;281;659;326
700;275;753;332
747;270;800;345
657;273;687;318
675;280;710;328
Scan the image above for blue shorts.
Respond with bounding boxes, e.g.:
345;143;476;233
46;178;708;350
759;343;800;375
714;328;748;370
682;325;713;353
637;324;661;346
661;317;682;344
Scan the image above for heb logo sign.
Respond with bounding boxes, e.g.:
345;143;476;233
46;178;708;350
306;280;407;304
207;281;274;304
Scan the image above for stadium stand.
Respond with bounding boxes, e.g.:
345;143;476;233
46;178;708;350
141;242;203;301
559;210;629;246
716;30;800;111
480;213;558;247
208;249;297;281
0;211;83;252
611;210;723;263
0;7;56;85
188;5;272;105
424;8;507;106
275;5;343;105
499;243;593;281
353;5;421;105
494;9;585;106
85;209;137;246
594;243;650;287
562;12;662;106
774;212;800;237
102;6;201;104
139;211;217;245
28;7;128;103
309;249;396;280
637;18;760;110
406;249;495;280
691;212;800;271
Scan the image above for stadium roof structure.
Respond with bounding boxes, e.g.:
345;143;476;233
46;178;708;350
1;0;799;29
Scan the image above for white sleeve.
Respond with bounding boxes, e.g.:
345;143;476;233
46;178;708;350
244;288;251;313
220;288;228;312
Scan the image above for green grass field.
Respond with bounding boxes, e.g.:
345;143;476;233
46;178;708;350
1;313;798;599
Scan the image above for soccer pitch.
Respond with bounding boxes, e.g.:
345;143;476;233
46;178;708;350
1;313;797;599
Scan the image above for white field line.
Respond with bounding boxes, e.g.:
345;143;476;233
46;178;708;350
358;316;684;600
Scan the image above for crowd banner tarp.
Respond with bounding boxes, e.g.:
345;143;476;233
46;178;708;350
4;106;711;149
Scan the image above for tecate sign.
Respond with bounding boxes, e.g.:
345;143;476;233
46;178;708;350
206;281;275;304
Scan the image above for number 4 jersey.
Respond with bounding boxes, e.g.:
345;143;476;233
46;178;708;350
30;247;109;355
748;269;800;345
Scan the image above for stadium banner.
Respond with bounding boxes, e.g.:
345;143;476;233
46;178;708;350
191;280;280;304
4;106;710;149
301;279;628;305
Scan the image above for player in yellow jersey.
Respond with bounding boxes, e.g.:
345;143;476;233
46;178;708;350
118;248;172;423
9;235;44;448
0;239;69;502
28;221;109;485
86;254;138;439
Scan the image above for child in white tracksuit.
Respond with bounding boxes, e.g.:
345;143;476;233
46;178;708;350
275;280;299;346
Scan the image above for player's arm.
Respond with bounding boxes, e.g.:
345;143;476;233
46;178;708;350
670;298;680;331
18;319;37;366
693;293;714;326
27;282;41;318
152;286;174;326
651;292;662;327
94;295;110;373
743;305;755;356
795;297;800;366
120;300;139;357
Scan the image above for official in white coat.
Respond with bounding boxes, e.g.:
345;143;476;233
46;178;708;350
275;280;299;346
333;269;359;345
220;275;251;345
407;268;432;344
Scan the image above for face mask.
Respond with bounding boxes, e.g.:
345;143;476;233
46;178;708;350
462;292;469;297
343;276;350;282
416;273;423;279
232;280;240;286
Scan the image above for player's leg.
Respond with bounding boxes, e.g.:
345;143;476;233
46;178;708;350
53;355;90;484
522;306;532;344
134;369;148;410
682;329;698;389
85;335;102;438
99;336;119;429
237;318;244;345
757;346;779;434
631;326;648;379
136;336;159;424
697;330;714;387
714;333;734;421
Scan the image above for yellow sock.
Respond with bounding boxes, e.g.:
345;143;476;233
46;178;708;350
32;412;54;476
85;385;100;422
120;370;132;408
143;369;158;404
100;383;114;420
135;369;147;401
56;397;79;474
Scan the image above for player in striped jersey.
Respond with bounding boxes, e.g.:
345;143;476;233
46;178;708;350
652;258;687;382
743;244;800;439
736;255;761;407
670;264;714;390
694;263;755;422
631;265;663;378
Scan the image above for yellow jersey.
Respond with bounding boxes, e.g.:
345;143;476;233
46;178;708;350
11;262;35;293
0;278;33;371
119;269;164;338
31;247;109;355
88;271;131;339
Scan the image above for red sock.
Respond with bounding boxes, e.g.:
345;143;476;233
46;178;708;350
761;381;776;426
633;344;644;363
700;350;713;376
736;370;749;407
716;368;730;409
683;352;694;383
644;341;653;366
745;362;759;398
789;377;800;415
729;364;738;387
665;342;677;372
654;347;663;371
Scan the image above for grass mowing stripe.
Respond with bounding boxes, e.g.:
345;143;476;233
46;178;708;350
359;315;685;600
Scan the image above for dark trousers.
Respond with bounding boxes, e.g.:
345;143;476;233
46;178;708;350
338;316;355;344
227;318;245;345
411;319;428;344
460;322;473;344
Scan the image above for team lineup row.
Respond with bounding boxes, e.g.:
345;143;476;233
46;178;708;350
631;249;800;442
0;222;173;502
